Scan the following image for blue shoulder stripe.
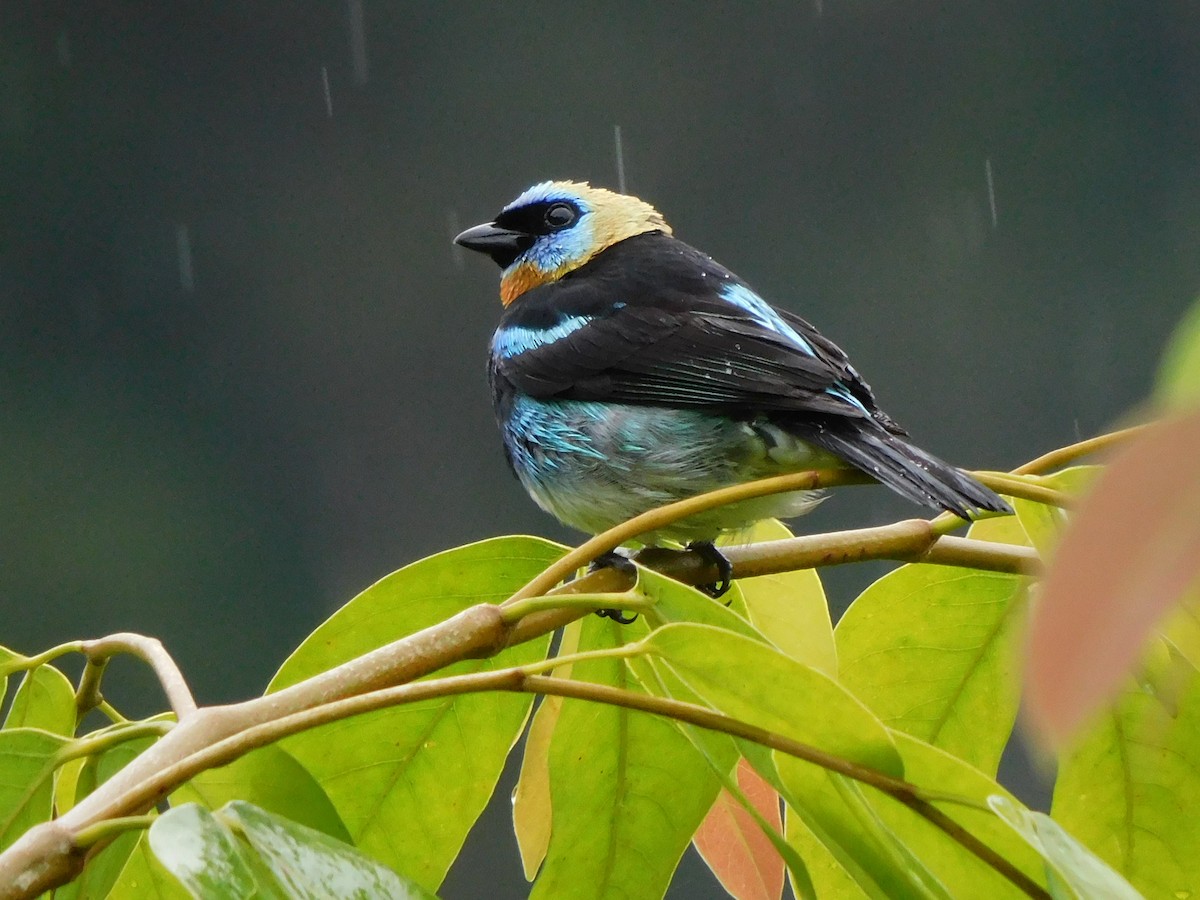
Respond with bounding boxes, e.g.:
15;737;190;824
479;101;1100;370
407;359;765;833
720;283;867;412
720;283;816;354
491;315;593;358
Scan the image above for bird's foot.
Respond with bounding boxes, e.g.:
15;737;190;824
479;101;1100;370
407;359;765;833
686;541;734;600
589;550;639;624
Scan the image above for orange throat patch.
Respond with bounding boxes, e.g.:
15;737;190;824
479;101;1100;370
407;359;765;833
500;262;560;306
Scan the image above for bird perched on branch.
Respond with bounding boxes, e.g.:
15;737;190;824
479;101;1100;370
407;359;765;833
455;181;1009;593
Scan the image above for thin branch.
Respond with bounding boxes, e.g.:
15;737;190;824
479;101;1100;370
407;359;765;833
78;634;197;721
505;469;875;603
517;676;1048;899
500;589;654;624
71;815;154;850
508;424;1142;606
53;667;1046;900
56;720;174;768
0;426;1140;896
971;472;1074;508
1013;424;1148;476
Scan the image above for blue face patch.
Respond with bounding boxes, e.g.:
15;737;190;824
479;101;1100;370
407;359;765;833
501;184;596;276
720;283;867;412
491;315;592;358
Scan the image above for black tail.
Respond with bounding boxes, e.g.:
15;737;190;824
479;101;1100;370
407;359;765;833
795;418;1012;518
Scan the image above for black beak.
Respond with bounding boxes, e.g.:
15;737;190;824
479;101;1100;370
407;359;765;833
453;222;532;268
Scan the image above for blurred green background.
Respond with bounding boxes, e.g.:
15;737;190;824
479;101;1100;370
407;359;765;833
2;2;1197;896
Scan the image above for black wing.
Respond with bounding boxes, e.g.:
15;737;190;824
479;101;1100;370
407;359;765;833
492;232;881;423
489;231;1010;517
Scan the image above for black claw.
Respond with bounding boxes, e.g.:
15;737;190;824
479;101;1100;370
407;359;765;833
589;550;639;623
596;607;639;625
687;541;734;600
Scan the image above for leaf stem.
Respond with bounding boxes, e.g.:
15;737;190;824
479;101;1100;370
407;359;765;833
970;472;1074;509
130;667;1049;899
77;634;197;721
505;469;874;603
56;720;173;768
89;669;1049;900
72;814;155;850
501;590;654;624
1012;424;1148;476
0;643;85;680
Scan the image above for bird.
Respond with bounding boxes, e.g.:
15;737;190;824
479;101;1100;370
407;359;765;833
455;180;1010;594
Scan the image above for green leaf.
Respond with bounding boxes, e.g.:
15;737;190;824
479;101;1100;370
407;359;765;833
623;570;814;897
1052;647;1200;899
63;831;147;900
779;732;1048;899
531;614;723;900
989;796;1143;900
56;734;160;900
722;519;837;675
1157;295;1200;409
220;800;438;899
4;665;76;736
639;565;762;640
173;744;351;844
0;645;28;718
643;623;902;778
836;564;1024;776
148;803;269;898
784;804;871;900
0;728;66;851
1014;466;1103;558
107;833;192;899
267;536;562;891
513;620;582;881
967;513;1031;547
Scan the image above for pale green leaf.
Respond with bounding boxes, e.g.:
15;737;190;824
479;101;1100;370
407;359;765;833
638;564;762;639
1156;295;1200;409
836;564;1024;776
785;804;872;900
148;803;272;898
220;800;437;899
1052;648;1200;899
4;665;75;736
0;645;25;715
778;732;1048;899
643;623;902;777
989;796;1143;899
0;728;66;851
60;831;146;900
173;744;350;844
531;614;722;900
967;513;1032;547
1015;466;1103;558
107;833;191;899
722;519;836;675
56;734;159;900
513;620;581;881
268;536;562;891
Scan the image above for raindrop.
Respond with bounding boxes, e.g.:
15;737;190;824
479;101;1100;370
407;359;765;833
321;65;333;117
613;125;627;193
985;157;998;228
347;0;369;86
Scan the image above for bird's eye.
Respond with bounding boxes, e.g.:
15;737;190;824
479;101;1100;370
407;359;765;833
544;203;577;229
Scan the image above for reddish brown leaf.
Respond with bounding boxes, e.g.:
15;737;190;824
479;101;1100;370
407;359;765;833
693;758;784;900
1026;411;1200;746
